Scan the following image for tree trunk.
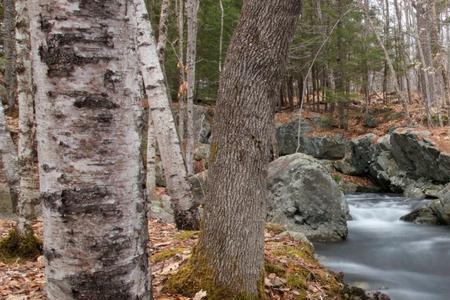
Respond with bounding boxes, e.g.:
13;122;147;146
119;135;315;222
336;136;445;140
188;0;301;297
157;0;170;65
134;0;199;230
3;0;17;114
28;0;150;298
15;0;37;234
185;0;199;176
176;0;187;142
0;101;19;212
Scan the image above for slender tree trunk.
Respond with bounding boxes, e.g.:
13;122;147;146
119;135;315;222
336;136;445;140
0;101;19;212
187;0;301;297
16;0;37;234
157;0;170;65
219;0;224;73
3;0;17;114
134;0;199;230
146;115;156;203
185;0;199;175
28;0;150;298
176;0;187;141
362;3;411;124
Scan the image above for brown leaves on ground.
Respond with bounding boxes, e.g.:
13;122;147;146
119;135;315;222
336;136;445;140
0;218;345;299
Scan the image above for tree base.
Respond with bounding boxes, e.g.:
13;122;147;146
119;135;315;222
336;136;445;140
0;227;42;263
164;248;266;300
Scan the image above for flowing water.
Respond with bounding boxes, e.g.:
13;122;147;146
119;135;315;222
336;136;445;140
315;193;450;300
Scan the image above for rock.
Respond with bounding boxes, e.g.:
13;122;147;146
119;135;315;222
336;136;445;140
267;153;348;242
278;231;314;249
275;119;312;156
194;143;210;173
401;184;450;225
335;134;377;176
150;195;174;223
390;129;450;183
174;104;213;144
299;134;347;160
189;170;208;205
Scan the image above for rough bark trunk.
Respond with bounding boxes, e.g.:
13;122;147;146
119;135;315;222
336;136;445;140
134;0;199;230
3;0;17;114
15;0;37;234
0;101;19;212
190;0;301;297
185;0;199;176
28;0;151;298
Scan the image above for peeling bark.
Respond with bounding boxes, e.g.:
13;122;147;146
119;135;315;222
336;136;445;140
133;0;199;230
28;0;150;298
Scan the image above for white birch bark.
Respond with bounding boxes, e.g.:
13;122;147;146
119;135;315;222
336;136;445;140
157;0;170;65
185;0;200;175
146;114;156;202
0;101;19;212
28;0;150;298
176;0;187;141
133;0;199;230
15;0;37;234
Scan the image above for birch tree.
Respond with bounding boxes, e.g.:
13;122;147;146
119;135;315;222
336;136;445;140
15;0;36;234
168;0;301;297
176;0;187;140
185;0;200;175
28;0;150;298
134;0;199;230
0;101;19;212
3;0;17;114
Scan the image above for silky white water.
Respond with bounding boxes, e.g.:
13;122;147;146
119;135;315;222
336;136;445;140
316;193;450;300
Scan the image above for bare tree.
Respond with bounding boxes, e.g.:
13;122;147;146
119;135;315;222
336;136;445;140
134;0;199;230
28;0;150;298
170;0;301;297
185;0;200;175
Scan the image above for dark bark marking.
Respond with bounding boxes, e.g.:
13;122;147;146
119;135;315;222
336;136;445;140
72;91;119;109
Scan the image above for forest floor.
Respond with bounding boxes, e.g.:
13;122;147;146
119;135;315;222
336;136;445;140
0;218;354;300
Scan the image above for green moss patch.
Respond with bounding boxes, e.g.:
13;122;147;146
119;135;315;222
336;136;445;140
0;228;42;263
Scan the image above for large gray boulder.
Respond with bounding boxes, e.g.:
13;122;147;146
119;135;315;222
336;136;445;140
300;134;346;160
335;133;377;176
390;129;450;183
267;153;348;242
275;119;312;156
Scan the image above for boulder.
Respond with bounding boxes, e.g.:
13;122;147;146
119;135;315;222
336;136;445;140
267;153;348;242
275;119;311;156
150;194;174;223
299;134;346;160
400;184;450;225
390;129;450;183
335;133;377;176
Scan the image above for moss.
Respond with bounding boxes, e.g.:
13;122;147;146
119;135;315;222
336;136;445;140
174;230;199;241
164;248;266;300
0;228;42;263
286;273;307;289
151;247;186;263
265;260;285;277
272;244;315;264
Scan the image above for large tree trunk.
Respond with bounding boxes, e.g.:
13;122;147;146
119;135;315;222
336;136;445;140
15;0;37;234
3;0;17;114
28;1;150;298
134;0;199;230
186;0;301;298
185;0;199;175
0;101;19;212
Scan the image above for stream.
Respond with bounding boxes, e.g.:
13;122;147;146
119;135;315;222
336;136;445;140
315;193;450;300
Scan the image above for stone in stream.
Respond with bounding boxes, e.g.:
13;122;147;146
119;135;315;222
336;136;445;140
335;133;378;176
267;153;348;242
401;183;450;225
